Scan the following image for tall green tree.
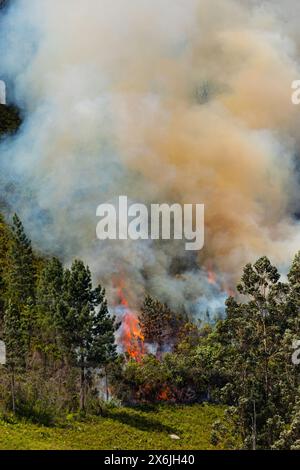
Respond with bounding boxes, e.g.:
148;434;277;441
287;251;300;329
4;300;26;413
8;214;35;306
216;256;297;448
5;215;36;358
36;257;65;362
57;260;118;411
139;295;187;357
0;213;12;331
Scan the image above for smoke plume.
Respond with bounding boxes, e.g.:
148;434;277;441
1;0;300;316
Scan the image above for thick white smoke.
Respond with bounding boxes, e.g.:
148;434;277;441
1;0;300;315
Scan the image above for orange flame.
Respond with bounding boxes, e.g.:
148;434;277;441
157;385;173;401
116;280;145;361
206;261;217;285
222;284;235;297
206;262;235;296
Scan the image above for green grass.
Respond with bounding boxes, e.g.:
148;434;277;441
0;404;227;450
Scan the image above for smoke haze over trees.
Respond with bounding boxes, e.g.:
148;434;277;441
1;1;300;317
1;0;300;451
0;213;299;448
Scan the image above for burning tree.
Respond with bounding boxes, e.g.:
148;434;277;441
139;295;187;358
115;280;145;362
115;283;188;363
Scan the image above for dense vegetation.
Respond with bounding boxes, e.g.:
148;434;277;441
1;0;300;452
0;101;299;448
0;211;299;450
0;214;118;418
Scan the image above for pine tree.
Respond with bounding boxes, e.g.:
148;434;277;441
5;215;37;360
139;295;186;357
4;300;26;413
9;214;35;306
37;257;64;307
36;258;65;362
0;213;12;331
57;260;118;411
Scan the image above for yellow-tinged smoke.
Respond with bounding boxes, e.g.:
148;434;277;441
1;0;300;313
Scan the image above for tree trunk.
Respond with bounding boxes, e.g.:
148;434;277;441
11;365;16;414
156;340;164;361
80;362;85;411
262;319;269;399
105;365;109;402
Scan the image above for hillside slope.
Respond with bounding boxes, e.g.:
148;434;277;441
0;404;230;450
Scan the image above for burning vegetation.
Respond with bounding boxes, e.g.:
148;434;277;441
114;263;233;368
115;278;192;364
1;212;300;449
116;281;145;362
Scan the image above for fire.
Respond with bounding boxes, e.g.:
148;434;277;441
207;269;217;285
206;261;235;296
122;311;145;361
206;261;217;285
116;280;145;361
223;284;235;297
157;385;173;401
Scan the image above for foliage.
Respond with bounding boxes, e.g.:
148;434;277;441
214;255;300;449
1;210;300;450
55;259;118;410
139;295;187;356
0;213;119;417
